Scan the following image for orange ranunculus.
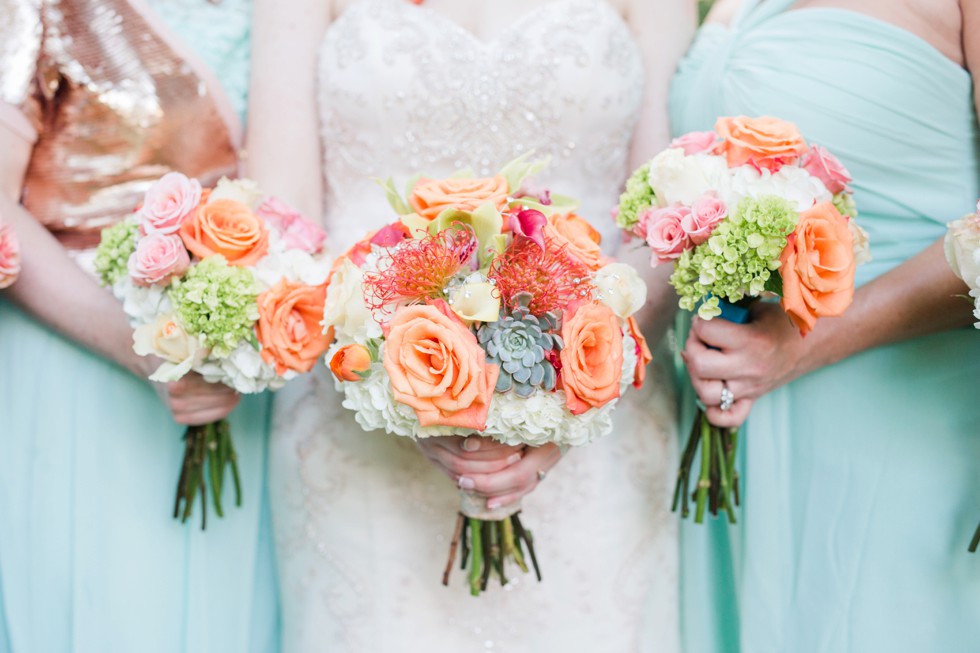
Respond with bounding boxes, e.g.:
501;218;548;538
559;301;623;415
383;300;499;430
179;198;269;266
626;315;652;389
714;115;809;172
408;175;510;221
779;201;855;336
256;280;333;374
330;344;372;382
545;212;604;270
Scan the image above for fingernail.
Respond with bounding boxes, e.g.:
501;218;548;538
506;453;522;465
486;499;500;510
461;437;481;452
458;476;475;490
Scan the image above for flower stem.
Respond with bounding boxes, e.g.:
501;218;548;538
467;517;483;596
969;520;980;553
442;513;465;586
672;411;703;519
713;427;737;524
694;417;712;523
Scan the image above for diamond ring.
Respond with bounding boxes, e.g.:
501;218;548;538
720;382;735;411
537;469;547;482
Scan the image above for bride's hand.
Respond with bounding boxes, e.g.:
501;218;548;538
682;302;808;428
416;435;525;484
463;443;563;512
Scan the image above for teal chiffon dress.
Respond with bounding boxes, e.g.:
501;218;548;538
669;1;980;651
0;1;280;651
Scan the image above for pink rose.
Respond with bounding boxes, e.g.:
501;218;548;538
0;223;21;289
256;197;327;254
682;195;728;245
128;233;190;286
801;144;852;195
644;206;693;266
670;131;718;155
138;172;202;235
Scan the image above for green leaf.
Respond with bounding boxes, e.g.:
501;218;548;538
764;272;784;297
403;173;422;200
373;177;411;215
499;151;551;193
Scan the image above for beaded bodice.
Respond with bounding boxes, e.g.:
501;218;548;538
318;0;644;252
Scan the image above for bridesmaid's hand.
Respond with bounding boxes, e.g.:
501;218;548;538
152;371;241;425
683;302;809;428
416;436;525;484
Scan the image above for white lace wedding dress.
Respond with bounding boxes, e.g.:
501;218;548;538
269;1;679;650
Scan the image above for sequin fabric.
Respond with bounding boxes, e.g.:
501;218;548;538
269;1;680;651
0;0;240;249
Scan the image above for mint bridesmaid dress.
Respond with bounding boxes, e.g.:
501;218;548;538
0;1;280;651
669;1;980;651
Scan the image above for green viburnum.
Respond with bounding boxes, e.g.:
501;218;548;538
832;191;857;219
670;196;798;319
615;164;657;231
94;219;139;286
169;256;259;358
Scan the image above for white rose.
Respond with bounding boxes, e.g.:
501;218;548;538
208;177;264;210
849;220;872;266
324;258;382;344
647;148;715;207
945;214;980;291
594;263;647;319
730;165;832;212
133;314;205;382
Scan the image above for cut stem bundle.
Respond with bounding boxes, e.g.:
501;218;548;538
173;419;241;530
672;409;740;524
443;512;541;596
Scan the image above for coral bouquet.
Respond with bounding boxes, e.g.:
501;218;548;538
95;174;331;528
616;116;868;524
943;199;980;551
0;219;21;289
323;155;650;595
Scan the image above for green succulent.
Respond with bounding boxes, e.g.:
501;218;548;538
477;293;560;397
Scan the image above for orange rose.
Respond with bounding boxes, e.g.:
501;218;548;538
714;116;809;172
383;300;499;430
559;301;623;415
408;176;510;221
256;280;333;374
179;199;269;266
545;212;604;270
330;344;372;382
779;201;855;336
626;315;652;389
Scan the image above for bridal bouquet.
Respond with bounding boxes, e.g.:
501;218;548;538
324;155;650;595
0;220;20;289
95;174;331;528
943;198;980;551
616;116;869;524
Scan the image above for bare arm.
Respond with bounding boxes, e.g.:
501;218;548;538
245;0;331;219
0;124;239;424
620;0;697;346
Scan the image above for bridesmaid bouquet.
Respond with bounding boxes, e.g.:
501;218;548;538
943;198;980;551
94;174;331;528
0;220;21;288
616;116;869;524
324;155;650;595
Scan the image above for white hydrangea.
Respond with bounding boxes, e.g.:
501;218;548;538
197;343;285;394
252;230;331;291
113;276;172;328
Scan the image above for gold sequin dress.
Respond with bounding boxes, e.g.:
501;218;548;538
0;1;280;651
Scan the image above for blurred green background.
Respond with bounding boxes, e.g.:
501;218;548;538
699;0;715;23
